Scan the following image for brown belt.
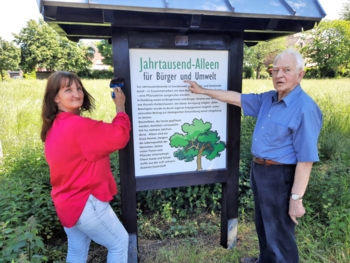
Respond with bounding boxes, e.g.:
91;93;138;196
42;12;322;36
253;157;283;166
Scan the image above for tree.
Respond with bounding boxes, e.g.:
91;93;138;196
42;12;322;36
244;37;286;79
0;37;20;81
13;19;94;74
340;0;350;21
58;39;94;73
97;39;113;66
13;19;63;73
301;20;350;78
169;119;226;171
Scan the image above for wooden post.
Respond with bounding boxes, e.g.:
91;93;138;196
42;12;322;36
111;27;139;263
221;32;244;249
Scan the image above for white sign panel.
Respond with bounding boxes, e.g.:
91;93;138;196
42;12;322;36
129;49;228;177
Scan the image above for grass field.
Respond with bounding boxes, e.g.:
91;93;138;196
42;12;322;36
0;78;349;262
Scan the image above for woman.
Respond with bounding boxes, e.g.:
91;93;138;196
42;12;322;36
41;71;131;263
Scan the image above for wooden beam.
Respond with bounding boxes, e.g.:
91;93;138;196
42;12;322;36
136;171;227;192
43;7;316;36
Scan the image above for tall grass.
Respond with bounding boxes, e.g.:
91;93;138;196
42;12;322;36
0;80;44;153
0;79;116;157
244;79;350;160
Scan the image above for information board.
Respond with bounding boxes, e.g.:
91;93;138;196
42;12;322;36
129;49;229;177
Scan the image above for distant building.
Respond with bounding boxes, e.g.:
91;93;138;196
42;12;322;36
86;41;109;70
286;32;313;49
7;70;23;78
36;71;52;79
264;33;314;69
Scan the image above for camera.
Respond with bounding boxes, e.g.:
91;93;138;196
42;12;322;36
109;77;124;98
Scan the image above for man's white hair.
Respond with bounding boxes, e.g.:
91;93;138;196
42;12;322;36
273;48;305;71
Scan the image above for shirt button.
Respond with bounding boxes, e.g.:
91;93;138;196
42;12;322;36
262;126;264;129
268;115;271;117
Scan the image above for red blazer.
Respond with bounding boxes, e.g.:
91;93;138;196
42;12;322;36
45;111;131;227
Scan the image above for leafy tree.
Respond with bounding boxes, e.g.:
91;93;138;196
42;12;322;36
13;19;94;74
244;37;286;79
169;119;226;171
0;37;20;81
97;39;113;66
58;39;94;73
340;0;350;21
13;19;63;73
301;20;350;78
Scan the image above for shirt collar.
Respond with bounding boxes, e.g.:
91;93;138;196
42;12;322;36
272;84;302;107
56;111;77;119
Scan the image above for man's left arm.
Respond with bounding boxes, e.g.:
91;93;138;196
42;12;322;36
289;161;313;224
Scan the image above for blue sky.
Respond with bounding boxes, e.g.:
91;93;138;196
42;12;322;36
0;0;347;42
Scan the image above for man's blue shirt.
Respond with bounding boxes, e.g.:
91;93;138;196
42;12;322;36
241;85;323;164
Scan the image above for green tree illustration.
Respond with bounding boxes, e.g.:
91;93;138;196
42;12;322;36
169;119;226;170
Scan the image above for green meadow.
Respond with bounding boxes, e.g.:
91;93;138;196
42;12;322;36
0;78;349;262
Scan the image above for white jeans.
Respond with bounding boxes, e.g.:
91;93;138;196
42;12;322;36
64;194;128;263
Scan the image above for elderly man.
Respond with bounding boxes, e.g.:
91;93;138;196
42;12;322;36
184;49;322;263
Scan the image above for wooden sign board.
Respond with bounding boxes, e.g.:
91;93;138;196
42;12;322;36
113;29;242;262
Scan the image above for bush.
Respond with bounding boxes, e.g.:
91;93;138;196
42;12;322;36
24;71;37;79
0;216;46;262
136;184;222;220
243;66;254;79
304;67;320;79
319;66;336;78
259;71;270;79
0;148;62;241
76;68;92;79
91;69;114;79
238;116;256;217
304;160;350;246
77;69;114;79
340;68;350;78
1;70;10;81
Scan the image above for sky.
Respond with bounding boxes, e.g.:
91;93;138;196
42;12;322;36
0;0;348;42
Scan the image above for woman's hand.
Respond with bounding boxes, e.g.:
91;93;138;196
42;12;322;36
112;87;126;113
